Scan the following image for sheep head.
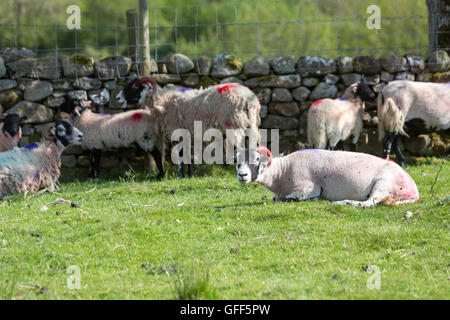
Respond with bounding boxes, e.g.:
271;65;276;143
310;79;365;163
0;113;27;137
236;146;272;184
116;77;157;109
43;121;83;147
59;99;91;118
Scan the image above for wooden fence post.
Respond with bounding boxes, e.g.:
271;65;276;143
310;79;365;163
126;9;138;61
138;0;151;76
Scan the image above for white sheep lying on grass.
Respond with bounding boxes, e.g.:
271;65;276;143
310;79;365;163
378;80;450;166
307;82;376;151
0;114;27;152
236;146;419;208
0;120;83;199
116;78;261;178
59;98;164;180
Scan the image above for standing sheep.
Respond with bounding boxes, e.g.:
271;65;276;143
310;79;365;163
59;99;164;180
378;80;450;166
307;82;376;150
236;146;419;207
0;114;27;152
0;120;83;199
116;79;261;178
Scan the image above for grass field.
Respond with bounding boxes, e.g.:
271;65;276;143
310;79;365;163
0;157;448;300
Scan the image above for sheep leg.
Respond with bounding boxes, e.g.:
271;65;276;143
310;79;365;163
186;164;193;178
149;148;165;180
281;182;322;202
392;134;408;167
334;176;392;208
177;164;185;179
89;149;102;180
382;131;395;159
336;140;345;151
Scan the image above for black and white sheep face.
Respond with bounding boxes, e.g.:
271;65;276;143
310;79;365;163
49;121;83;147
235;148;261;184
356;81;376;102
1;114;27;137
59;99;90;118
116;78;155;109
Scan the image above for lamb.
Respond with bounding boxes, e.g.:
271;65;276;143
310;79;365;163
236;146;419;208
59;98;164;180
0;120;83;199
0;113;27;152
116;78;261;178
377;80;450;166
307;81;376;150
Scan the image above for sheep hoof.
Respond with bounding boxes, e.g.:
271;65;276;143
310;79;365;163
156;173;165;181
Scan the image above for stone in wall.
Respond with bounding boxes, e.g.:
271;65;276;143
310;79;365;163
292;86;310;102
309;82;338;100
7;101;54;123
211;53;242;78
62;54;95;77
353;56;381;75
72;77;102;90
262;114;299;130
379;52;408;73
245;74;301;88
297;56;336;77
270;56;296;75
95;56;132;79
405;54;425;74
0;56;6;78
427;50;450;73
8;56;61;79
268;102;299;117
271;88;292;102
193;57;212;76
0;79;17;91
336;56;353;74
24;80;53;101
163;53;195;74
243;56;270;77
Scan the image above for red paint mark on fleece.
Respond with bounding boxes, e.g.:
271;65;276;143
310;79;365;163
393;171;419;202
224;119;233;127
131;112;143;122
312;99;324;106
217;83;237;94
257;145;273;166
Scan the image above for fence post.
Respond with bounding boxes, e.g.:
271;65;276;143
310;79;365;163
138;0;151;76
126;9;138;60
426;0;450;53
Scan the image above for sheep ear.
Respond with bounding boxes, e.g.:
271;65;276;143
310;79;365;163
74;106;83;116
0;113;7;121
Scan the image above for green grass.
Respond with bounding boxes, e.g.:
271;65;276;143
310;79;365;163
0;158;449;300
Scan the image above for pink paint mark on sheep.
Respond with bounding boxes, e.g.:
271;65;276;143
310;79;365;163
224;120;233;127
217;83;237;94
312;99;324;106
131;112;143;122
393;171;419;201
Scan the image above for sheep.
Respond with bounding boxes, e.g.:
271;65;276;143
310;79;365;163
0;113;27;152
307;81;376;151
0;120;83;199
59;98;164;180
377;80;450;167
116;78;261;179
235;146;419;208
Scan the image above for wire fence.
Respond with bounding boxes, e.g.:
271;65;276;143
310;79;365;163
0;0;448;76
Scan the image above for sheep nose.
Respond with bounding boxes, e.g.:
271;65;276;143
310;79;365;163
238;172;248;177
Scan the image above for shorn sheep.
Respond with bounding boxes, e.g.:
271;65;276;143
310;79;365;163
59;98;164;180
116;78;261;178
0;113;27;152
236;146;419;208
307;81;376;150
0;120;83;199
378;80;450;166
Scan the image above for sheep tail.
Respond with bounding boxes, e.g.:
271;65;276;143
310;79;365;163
377;95;407;141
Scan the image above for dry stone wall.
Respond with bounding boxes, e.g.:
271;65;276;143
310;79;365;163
0;48;449;171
